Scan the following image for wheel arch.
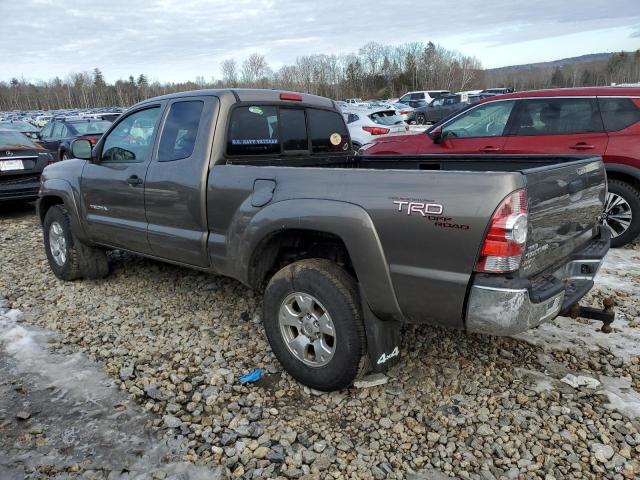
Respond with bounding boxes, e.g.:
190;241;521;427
37;179;89;243
240;199;404;323
605;164;640;192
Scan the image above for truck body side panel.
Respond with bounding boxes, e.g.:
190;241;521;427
207;165;523;327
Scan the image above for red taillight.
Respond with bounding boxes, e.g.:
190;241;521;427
280;92;302;101
362;126;390;135
475;189;528;273
77;136;97;145
399;110;411;115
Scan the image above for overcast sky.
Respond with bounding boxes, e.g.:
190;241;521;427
2;0;639;83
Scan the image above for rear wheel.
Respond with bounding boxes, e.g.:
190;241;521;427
263;259;366;391
604;180;640;248
43;205;109;280
416;114;425;125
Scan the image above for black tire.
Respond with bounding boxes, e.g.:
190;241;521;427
61;151;70;161
606;180;640;248
263;259;366;391
43;205;109;280
416;114;425;125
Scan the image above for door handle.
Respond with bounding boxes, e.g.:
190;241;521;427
569;143;595;150
126;175;143;186
480;146;501;152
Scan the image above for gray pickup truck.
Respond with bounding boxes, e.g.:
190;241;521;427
37;89;611;391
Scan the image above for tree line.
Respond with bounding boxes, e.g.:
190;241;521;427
1;43;638;111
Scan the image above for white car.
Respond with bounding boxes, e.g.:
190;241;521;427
343;98;370;107
342;107;408;148
397;90;451;108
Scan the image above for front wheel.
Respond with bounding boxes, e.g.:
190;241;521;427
263;259;366;391
604;180;640;248
43;205;110;280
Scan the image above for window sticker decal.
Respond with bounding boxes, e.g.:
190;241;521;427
231;138;278;145
248;106;263;115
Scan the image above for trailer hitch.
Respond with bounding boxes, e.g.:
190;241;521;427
564;297;616;333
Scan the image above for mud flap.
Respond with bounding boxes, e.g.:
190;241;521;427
360;288;402;373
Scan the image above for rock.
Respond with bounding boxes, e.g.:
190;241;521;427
144;384;164;400
591;443;614;462
266;449;285;463
119;365;134;381
313;440;327;453
379;417;392;429
354;373;388;388
253;446;269;459
16;411;31;420
476;424;492;436
163;415;182;428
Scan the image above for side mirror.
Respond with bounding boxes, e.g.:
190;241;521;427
429;126;442;144
71;139;92;160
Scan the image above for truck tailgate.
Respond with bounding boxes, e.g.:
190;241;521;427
521;158;606;277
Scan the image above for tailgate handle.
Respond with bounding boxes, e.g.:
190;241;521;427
569;142;595;150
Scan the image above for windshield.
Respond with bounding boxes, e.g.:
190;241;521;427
0;121;38;133
71;120;111;135
0;130;37;148
369;110;404;126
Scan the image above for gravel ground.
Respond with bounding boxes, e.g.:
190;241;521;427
1;202;639;480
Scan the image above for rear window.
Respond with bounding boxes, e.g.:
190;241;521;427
598;97;640;132
307;109;349;154
369;111;403;126
280;108;308;151
227;106;348;156
227;106;280;156
0;131;36;148
71;120;111;135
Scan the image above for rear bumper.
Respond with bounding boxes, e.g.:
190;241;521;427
0;176;41;201
465;229;610;335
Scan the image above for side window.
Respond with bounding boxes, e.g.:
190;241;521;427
510;98;603;136
410;93;424;100
431;98;445;108
41;123;53;138
346;113;359;124
227;106;279;156
59;124;69;138
51;123;64;139
158;101;204;162
442;100;515;138
598;97;640;132
307;109;350;154
280;108;308;152
399;95;410;104
101;107;161;163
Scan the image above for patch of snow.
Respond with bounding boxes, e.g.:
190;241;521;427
598;375;640;420
560;373;601;389
513;316;640;362
594;248;640;293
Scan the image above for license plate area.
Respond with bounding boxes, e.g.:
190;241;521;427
0;159;24;171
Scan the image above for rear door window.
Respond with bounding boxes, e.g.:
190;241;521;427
280;108;308;152
158;100;204;161
510;98;603;136
598;97;640;132
227;106;279;156
307;109;349;153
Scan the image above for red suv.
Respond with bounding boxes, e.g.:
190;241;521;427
363;87;640;247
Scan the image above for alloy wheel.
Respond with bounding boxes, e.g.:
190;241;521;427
278;292;336;367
